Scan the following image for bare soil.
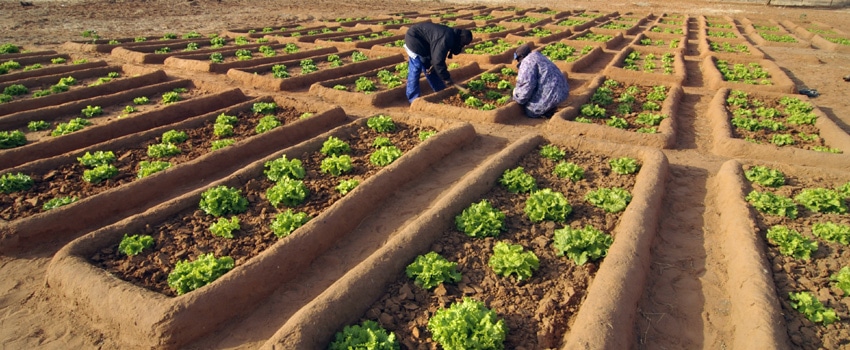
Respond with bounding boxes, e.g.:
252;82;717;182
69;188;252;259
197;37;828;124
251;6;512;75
2;0;850;349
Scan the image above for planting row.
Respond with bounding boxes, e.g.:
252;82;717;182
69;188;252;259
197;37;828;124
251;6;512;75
717;160;850;349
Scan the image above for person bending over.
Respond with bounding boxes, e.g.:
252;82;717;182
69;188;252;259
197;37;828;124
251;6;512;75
511;43;570;118
403;22;473;103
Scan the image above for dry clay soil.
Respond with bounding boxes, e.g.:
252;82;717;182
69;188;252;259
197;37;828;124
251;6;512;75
2;0;850;349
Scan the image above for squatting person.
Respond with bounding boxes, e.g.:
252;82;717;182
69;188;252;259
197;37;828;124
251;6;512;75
511;43;570;118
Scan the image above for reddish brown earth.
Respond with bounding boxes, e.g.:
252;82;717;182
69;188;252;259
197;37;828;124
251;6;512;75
2;0;850;349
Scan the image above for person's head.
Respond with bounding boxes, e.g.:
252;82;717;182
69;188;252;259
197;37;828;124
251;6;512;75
459;29;473;47
513;43;533;64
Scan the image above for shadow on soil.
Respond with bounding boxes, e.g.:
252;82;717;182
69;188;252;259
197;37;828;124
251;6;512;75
638;162;709;349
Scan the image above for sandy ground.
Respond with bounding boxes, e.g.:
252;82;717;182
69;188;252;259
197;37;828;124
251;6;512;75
1;0;850;349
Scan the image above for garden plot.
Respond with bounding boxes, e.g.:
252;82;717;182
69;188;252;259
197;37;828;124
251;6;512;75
630;32;687;52
448;38;524;65
656;14;687;27
222;24;321;39
0;75;240;168
469;24;527;40
503;14;555;28
0;65;163;117
163;43;331;73
707;88;850;170
227;51;403;92
781;20;850;52
550;16;598;32
503;25;572;45
698;15;746;42
593;17;648;36
310;62;481;108
353;17;433;31
568;29;626;50
45;114;476;349
740;18;810;48
716;160;850;349
0;53;107;84
537;41;604;73
698;37;765;60
410;65;524;124
546;75;682;149
701;55;796;93
603;45;686;85
0;95;346;253
61;32;210;53
269;27;370;44
646;23;687;37
260;133;667;349
108;37;244;64
313;30;403;50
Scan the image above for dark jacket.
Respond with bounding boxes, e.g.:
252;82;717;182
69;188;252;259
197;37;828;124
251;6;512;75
404;22;466;83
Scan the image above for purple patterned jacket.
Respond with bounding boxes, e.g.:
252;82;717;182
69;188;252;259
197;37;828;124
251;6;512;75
511;50;570;117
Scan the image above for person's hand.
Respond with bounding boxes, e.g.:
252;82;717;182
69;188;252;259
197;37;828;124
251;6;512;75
445;79;454;87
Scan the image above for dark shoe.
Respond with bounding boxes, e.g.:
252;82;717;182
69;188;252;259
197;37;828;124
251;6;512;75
844;74;850;82
798;88;819;98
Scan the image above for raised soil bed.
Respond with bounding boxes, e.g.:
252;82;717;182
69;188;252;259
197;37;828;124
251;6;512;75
162;43;330;73
0;93;351;253
546;75;682;149
226;51;403;92
701;55;796;94
260;133;667;349
45;115;475;349
706;88;850;170
602;45;687;86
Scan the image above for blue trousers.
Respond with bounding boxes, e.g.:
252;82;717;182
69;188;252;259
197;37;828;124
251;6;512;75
406;56;446;104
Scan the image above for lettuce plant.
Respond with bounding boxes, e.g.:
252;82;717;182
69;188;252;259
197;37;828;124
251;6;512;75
0;130;27;149
370;146;402;167
264;155;306;182
609;157;640;175
499;167;536;193
553;161;584;182
367;115;395;132
525;189;571;222
211;139;235;150
539;144;565;161
270;209;311;238
27;120;49;131
813;222;850;244
336;179;359;195
137;160;171;178
428;298;506;350
406;251;462;290
746;190;798;218
199;185;248;217
321;136;351;156
553;225;613;265
373;137;393;148
82;164;118;184
329;320;398;350
147;143;181;158
744;165;785;187
831;267;850;296
419;130;436;141
455;199;505;238
794;188;847;214
266;177;309;207
210;216;240;238
489;241;539;282
43;196;77;211
81;105;103;118
789;291;839;326
51;118;90;136
167;253;235;295
118;234;154;256
133;96;150;105
321;155;353;176
766;225;817;260
255;115;280;134
585;187;632;213
78;150;116;167
0;173;33;193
